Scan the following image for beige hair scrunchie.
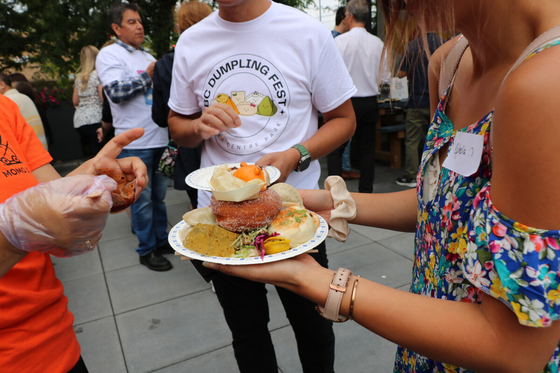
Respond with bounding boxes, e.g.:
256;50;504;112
324;176;357;242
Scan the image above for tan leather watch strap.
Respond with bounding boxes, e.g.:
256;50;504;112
316;267;352;322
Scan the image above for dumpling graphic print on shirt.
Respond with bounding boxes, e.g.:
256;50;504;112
203;54;290;155
237;102;258;116
215;93;239;114
217;91;277;117
245;91;266;106
257;96;277;116
231;91;245;106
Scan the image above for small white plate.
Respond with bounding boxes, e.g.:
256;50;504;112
186;163;280;191
168;215;328;265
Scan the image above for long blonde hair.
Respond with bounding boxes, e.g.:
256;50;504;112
76;45;99;91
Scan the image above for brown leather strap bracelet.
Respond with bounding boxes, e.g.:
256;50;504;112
315;267;352;322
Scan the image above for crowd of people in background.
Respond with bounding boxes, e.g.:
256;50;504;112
326;0;390;193
2;0;560;372
0;0;424;193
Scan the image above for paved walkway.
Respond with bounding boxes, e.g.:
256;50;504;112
52;158;415;373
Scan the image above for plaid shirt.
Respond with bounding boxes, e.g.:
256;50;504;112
103;39;153;104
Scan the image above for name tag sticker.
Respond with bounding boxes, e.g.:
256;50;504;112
442;131;484;176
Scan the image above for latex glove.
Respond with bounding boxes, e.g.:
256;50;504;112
0;174;117;258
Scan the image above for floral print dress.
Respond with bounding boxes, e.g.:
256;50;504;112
393;40;560;373
73;70;103;129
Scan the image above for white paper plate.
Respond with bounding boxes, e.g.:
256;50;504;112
168;216;328;265
186;163;280;191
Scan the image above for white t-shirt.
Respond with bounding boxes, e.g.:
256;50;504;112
96;43;168;149
169;2;356;206
334;27;391;97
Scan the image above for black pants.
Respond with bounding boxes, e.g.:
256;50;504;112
77;123;103;158
68;356;88;373
327;96;378;193
212;242;335;373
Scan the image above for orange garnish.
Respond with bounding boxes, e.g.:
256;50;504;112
233;162;266;183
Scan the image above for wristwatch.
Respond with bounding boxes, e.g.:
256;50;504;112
315;267;352;322
291;144;311;172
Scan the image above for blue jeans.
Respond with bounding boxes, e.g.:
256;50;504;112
342;139;352;172
119;147;169;256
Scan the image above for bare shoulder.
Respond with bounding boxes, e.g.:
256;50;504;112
491;44;560;229
495;44;560;135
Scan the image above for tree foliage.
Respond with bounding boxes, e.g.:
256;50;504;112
1;0;181;80
0;0;314;80
1;0;110;80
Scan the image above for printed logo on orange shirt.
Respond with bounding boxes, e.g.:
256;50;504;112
0;136;23;166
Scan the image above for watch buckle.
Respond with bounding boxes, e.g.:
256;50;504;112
329;283;346;292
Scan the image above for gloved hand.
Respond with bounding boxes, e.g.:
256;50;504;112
0;174;117;258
